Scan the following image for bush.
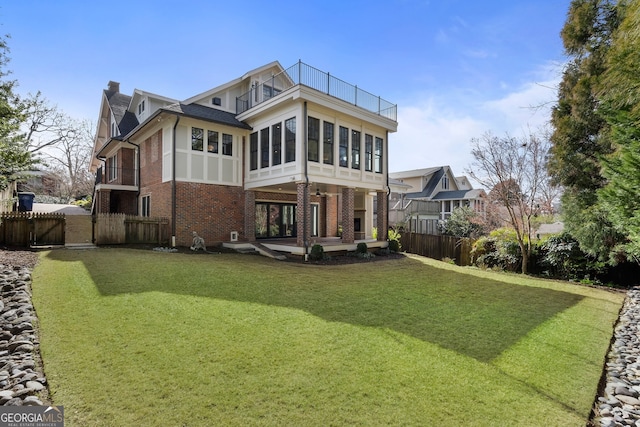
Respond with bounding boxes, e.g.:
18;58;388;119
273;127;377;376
538;232;605;280
471;227;522;272
309;244;325;261
388;228;402;252
356;242;368;254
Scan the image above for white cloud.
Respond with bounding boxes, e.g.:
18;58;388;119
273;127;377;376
389;62;562;178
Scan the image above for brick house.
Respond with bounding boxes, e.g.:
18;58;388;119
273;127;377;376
90;61;398;251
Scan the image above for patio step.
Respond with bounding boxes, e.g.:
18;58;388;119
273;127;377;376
250;243;287;261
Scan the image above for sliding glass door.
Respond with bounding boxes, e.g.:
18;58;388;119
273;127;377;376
255;203;297;239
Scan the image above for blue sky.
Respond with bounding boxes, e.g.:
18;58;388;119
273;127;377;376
1;0;570;177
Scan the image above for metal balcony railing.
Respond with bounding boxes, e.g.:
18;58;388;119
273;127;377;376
95;166;138;187
236;61;397;121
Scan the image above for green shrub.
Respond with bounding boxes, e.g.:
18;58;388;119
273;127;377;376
309;244;325;261
388;228;402;252
356;242;368;254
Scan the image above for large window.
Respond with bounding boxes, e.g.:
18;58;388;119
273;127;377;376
272;123;282;166
207;131;218;153
308;117;319;162
339;126;348;167
250;132;258;170
351;130;361;170
285;117;296;163
323;122;334;165
365;134;373;172
192;127;204;151
222;134;233;156
255;203;296;239
260;128;269;168
375;137;383;173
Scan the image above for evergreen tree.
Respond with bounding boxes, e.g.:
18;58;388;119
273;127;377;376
0;34;31;190
548;0;623;261
598;0;640;263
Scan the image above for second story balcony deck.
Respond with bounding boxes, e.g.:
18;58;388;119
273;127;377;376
236;61;397;121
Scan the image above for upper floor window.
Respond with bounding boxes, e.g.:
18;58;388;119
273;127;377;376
364;134;373;172
375;137;383;173
272;123;282;166
138;100;145;115
107;154;118;182
111;122;117;138
263;85;281;100
222;134;233;156
207;131;218;153
250;132;258;170
308;117;320;163
192;127;204;151
351;130;361;170
285;117;296;163
323;122;334;165
260;128;269;168
339;126;348;167
442;176;449;189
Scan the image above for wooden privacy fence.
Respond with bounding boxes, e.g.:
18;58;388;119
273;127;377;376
94;214;169;245
0;212;65;247
400;233;474;266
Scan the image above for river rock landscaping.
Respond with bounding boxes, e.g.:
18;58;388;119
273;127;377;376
0;249;48;406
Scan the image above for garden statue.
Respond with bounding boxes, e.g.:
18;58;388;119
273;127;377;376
190;231;206;252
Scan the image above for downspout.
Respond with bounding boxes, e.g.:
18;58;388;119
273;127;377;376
385;130;390;243
303;101;309;260
171;115;180;247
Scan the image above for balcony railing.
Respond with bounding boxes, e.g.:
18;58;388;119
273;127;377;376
95;167;138;187
236;60;397;121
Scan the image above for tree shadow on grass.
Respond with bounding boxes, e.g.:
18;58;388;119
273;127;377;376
43;248;585;363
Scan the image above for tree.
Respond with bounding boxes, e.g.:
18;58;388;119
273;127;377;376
0;34;33;190
466;131;550;274
597;0;640;263
16;94;94;202
548;0;622;261
441;206;484;238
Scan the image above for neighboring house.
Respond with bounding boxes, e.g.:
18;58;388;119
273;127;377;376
90;61;398;248
388;166;486;229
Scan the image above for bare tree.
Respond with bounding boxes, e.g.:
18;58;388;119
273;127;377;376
466;130;551;274
18;93;94;202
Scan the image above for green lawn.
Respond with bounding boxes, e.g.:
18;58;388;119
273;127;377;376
31;249;624;426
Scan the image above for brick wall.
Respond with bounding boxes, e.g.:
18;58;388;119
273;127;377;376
376;190;388;241
341;187;354;243
296;183;311;246
174;182;245;247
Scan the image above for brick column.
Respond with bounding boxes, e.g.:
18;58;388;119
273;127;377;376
377;191;388;241
244;190;255;242
341;187;355;244
98;189;110;214
296;183;310;247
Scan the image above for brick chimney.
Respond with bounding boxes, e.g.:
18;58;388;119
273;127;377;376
107;81;120;93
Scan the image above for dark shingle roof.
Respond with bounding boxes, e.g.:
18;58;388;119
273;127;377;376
431;190;474;200
162;103;252;130
406;167;444;198
105;90;139;136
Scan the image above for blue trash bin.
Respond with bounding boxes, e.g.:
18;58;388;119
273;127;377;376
17;192;35;212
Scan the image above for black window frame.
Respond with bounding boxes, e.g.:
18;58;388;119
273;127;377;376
375;137;383;173
308;116;320;162
285;117;296;163
260;127;269;168
323;122;334;165
191;127;204;151
365;134;373;172
339;126;349;167
272;122;282;166
351;130;361;170
250;132;258;170
222;134;233;156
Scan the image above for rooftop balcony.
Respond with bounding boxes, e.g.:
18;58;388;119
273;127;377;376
236;61;397;121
